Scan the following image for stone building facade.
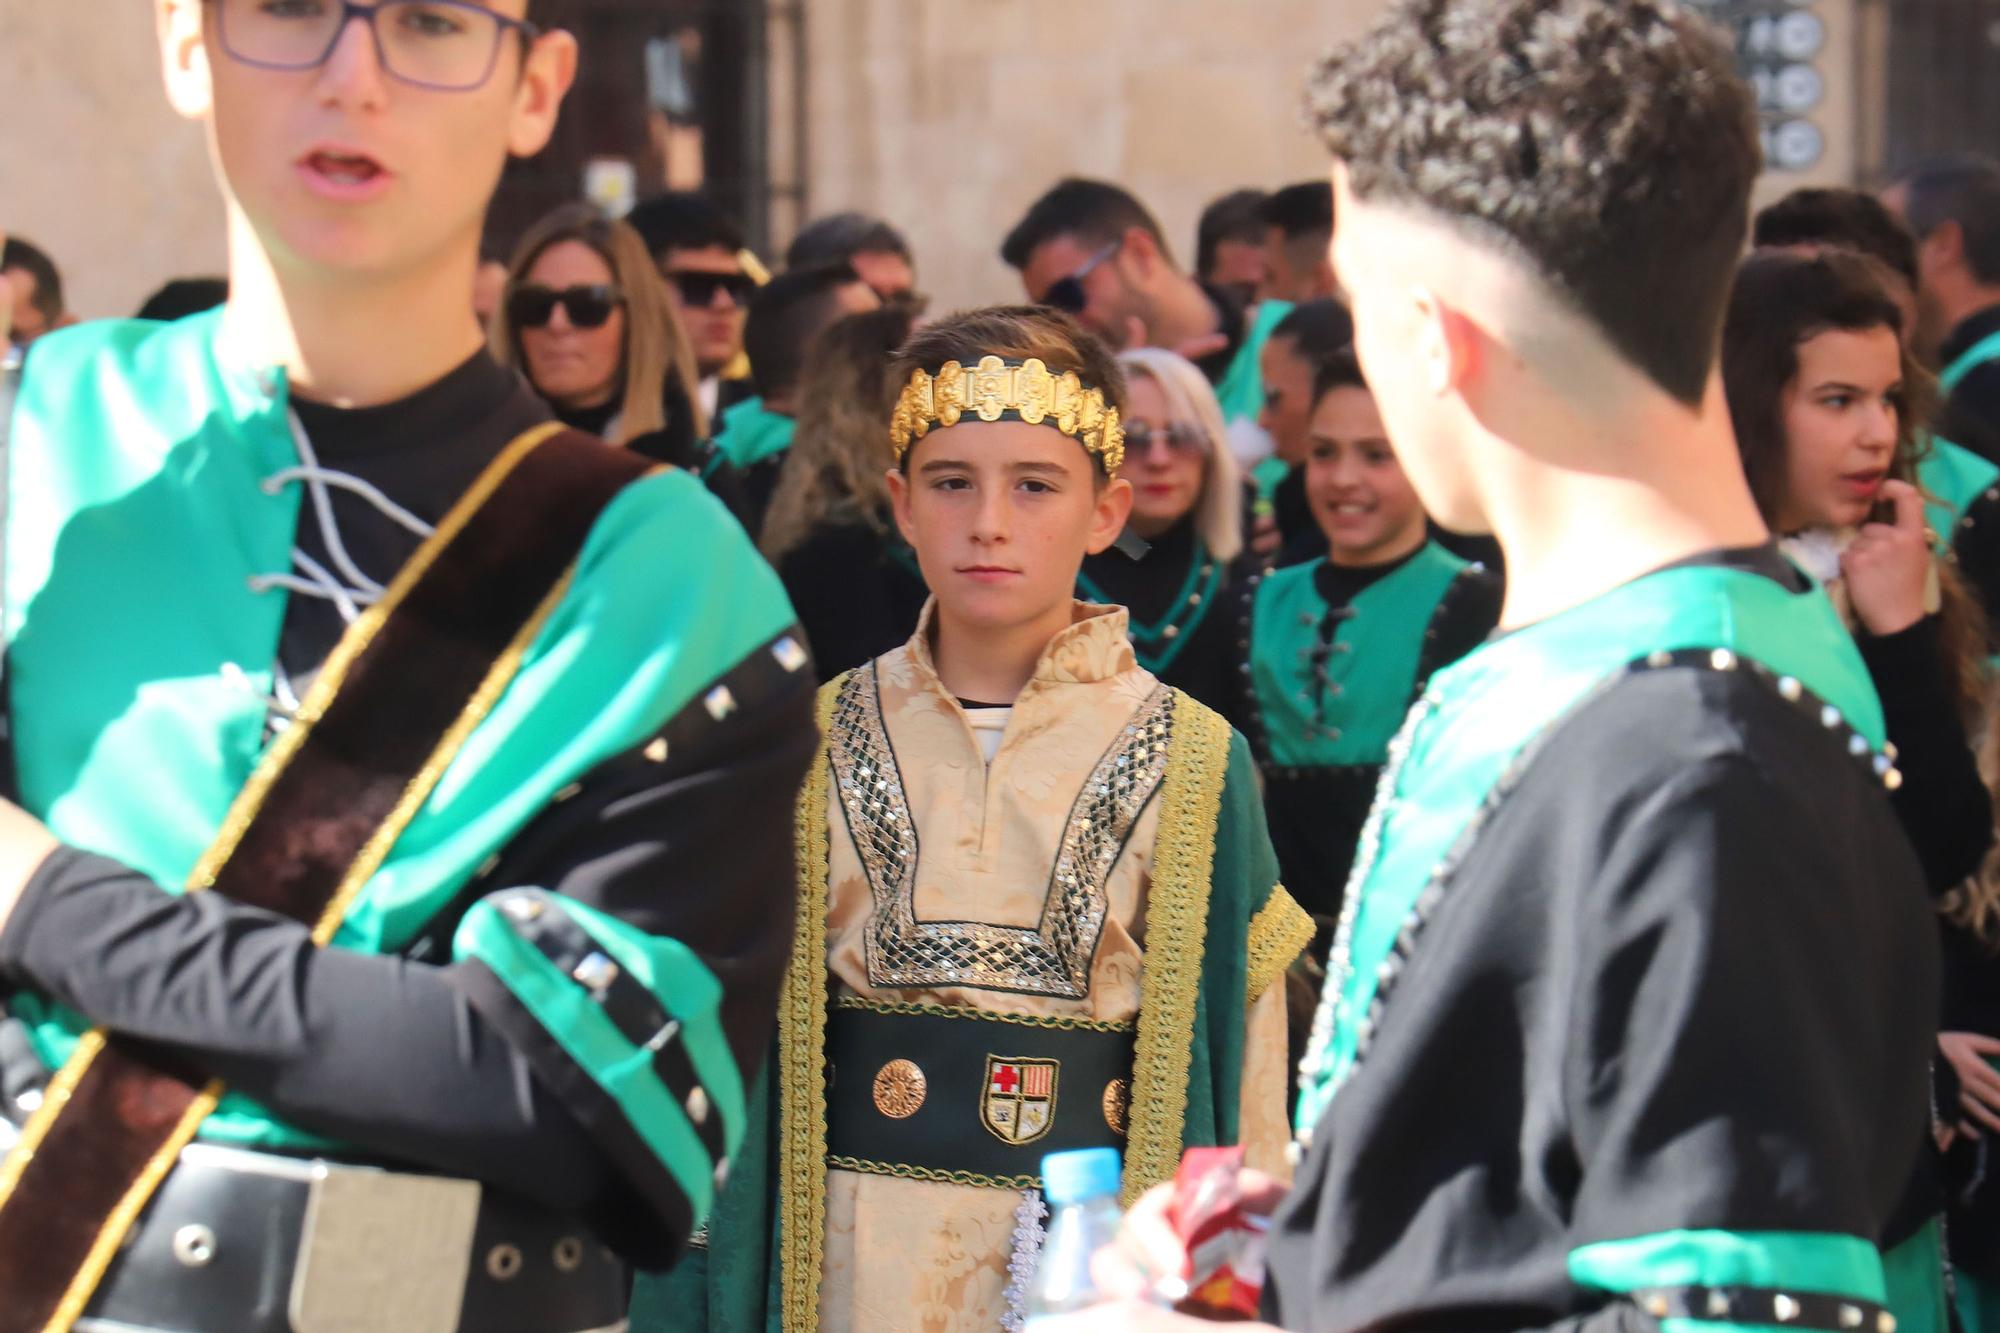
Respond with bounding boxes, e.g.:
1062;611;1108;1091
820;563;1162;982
0;0;1926;322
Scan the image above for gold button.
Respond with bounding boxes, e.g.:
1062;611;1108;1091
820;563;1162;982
873;1058;927;1118
1102;1077;1130;1135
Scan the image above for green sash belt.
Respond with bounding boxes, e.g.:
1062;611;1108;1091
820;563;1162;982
823;999;1134;1191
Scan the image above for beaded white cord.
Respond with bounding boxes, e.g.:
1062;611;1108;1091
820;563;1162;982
1001;1188;1050;1332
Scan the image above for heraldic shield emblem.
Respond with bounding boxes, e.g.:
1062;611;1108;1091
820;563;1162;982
982;1055;1059;1144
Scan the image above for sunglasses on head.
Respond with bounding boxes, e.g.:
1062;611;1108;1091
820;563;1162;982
665;270;758;308
508;284;623;330
1041;239;1122;315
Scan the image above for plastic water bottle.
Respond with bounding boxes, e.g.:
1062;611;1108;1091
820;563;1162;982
1025;1147;1126;1326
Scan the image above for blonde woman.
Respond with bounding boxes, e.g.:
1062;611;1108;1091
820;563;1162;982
1076;346;1249;712
492;204;720;478
761;304;924;678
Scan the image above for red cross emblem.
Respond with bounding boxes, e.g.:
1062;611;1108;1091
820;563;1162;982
982;1055;1058;1145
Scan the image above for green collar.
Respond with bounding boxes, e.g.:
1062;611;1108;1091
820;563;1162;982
1077;539;1222;675
1294;558;1886;1136
711;395;796;468
1942;328;2000;394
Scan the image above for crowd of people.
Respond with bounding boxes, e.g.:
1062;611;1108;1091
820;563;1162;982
7;0;2000;1330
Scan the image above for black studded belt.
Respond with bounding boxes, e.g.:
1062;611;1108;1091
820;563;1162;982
824;998;1135;1190
45;1129;629;1333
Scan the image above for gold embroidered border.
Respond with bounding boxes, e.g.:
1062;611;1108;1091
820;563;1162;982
827;1154;1039;1192
777;676;845;1332
0;422;569;1333
832;995;1136;1034
1121;691;1231;1208
1244;887;1315;1004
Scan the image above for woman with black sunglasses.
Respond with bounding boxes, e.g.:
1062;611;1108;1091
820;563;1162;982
492;204;747;516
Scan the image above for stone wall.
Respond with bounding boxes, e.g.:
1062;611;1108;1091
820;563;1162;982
799;0;1385;314
2;0;1868;324
0;4;226;321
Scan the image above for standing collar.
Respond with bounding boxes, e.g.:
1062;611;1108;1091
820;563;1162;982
903;598;1138;693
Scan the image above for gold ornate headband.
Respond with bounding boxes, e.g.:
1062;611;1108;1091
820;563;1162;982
890;355;1125;474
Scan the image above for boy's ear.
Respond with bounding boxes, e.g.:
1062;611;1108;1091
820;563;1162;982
1413;284;1481;398
885;466;918;548
1084;475;1135;556
158;0;214;123
508;30;579;159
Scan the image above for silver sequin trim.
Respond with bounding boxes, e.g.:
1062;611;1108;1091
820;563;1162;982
829;664;1175;996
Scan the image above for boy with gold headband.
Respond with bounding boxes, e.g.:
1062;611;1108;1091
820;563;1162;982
639;306;1312;1333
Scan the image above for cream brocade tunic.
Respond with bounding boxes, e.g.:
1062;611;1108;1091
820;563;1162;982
816;603;1292;1332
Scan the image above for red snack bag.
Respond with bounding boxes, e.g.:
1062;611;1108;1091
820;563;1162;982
1168;1145;1268;1320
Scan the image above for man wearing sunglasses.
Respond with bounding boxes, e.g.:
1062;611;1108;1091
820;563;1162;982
628;191;762;422
0;3;815;1330
1002;178;1295;443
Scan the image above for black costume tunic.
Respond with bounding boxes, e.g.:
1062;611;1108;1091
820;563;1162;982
1077;515;1251;717
1267;549;1939;1333
0;348;812;1261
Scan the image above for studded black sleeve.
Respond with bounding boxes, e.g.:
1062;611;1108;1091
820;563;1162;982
0;639;816;1265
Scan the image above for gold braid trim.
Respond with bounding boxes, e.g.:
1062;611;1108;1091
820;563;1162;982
826;1155;1041;1192
777;675;845;1332
1244;887;1315;1004
1122;691;1231;1207
1;421;570;1333
832;995;1136;1034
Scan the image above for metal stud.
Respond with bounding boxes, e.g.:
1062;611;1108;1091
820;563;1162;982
572;951;619;992
1709;1291;1733;1319
1647;650;1673;669
487;1243;524;1281
1775;1294;1800;1322
1878;1313;1897;1333
553;1236;585;1273
172;1224;217;1269
501;894;544;924
1778;676;1803;701
704;686;737;721
772;636;810;673
1710;648;1737;671
1884;741;1899;761
1821;704;1843;729
687;1086;710;1126
1643;1293;1670;1317
1840;1305;1864;1329
645;738;669;763
1162;624;1180;640
1848;734;1869;757
1884;767;1904;791
555;782;583;802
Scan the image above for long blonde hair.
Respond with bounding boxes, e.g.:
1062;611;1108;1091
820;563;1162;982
1115;346;1244;562
760;304;917;561
490;203;705;443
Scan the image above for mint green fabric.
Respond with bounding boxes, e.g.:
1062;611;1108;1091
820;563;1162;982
1571;1230;1888;1333
1214;300;1294;425
1251;544;1465;768
1570;1229;1886;1300
455;896;741;1219
711;395;796;468
5;313;800;1155
1942;330;2000;394
1881;1218;1949;1333
1250;454;1290;504
1294;563;1884;1131
1919;437;2000;547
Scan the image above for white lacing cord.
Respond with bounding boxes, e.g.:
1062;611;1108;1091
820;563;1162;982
246;411;438;625
238;411;441;726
